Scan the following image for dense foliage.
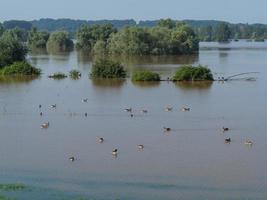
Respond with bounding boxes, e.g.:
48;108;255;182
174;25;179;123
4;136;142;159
215;23;231;42
76;24;117;51
69;69;81;79
172;65;213;81
28;28;50;49
46;31;73;51
2;28;28;42
108;20;199;55
0;32;27;68
132;70;161;81
91;59;126;78
0;61;41;75
3;20;32;31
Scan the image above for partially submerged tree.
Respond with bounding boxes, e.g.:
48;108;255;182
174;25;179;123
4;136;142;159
47;31;74;52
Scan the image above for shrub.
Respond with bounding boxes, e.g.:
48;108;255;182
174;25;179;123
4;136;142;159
46;31;73;52
48;72;67;79
0;61;41;75
132;70;161;81
90;59;126;78
172;65;213;81
69;69;81;79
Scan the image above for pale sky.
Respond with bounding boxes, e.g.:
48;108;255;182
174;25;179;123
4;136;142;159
1;0;267;24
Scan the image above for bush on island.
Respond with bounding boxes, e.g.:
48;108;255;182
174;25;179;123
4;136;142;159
0;61;41;76
90;59;126;78
132;70;161;81
172;65;213;81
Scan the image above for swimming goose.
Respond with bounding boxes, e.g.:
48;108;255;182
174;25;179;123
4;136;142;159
163;127;171;132
125;108;132;112
165;107;173;112
130;114;134;118
40;112;43;116
112;149;118;156
50;104;56;108
222;127;229;132
41;122;49;129
245;139;253;145
85;113;88;117
39;104;42;108
225;138;231;143
82;98;88;103
138;144;144;149
69;156;75;162
141;109;148;113
181;107;190;112
98;137;104;143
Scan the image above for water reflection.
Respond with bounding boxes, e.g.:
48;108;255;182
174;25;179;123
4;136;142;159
132;81;161;88
76;51;199;66
91;78;126;88
0;76;39;85
175;81;213;90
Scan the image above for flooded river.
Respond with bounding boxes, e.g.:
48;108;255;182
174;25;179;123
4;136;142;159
0;41;267;200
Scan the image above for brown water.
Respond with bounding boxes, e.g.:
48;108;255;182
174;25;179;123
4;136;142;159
0;41;267;200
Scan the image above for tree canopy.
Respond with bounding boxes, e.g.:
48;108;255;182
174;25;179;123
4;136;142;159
215;23;231;42
0;32;27;68
27;27;50;49
46;31;74;52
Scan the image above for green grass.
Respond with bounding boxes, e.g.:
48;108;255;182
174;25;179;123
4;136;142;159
0;61;41;76
0;183;26;191
90;59;126;78
48;72;67;79
131;70;160;81
172;65;213;81
69;69;81;79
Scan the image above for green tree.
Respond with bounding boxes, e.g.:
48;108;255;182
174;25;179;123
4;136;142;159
76;24;117;51
215;23;231;42
0;32;27;68
157;18;176;29
46;31;74;52
27;27;50;49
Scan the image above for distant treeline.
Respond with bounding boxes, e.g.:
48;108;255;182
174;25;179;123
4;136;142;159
1;18;267;41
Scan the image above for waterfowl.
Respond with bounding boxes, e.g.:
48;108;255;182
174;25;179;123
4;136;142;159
125;108;132;112
163;127;171;132
225;138;231;143
40;112;43;116
112;149;118;156
39;104;42;108
245;139;253;145
41;122;49;129
141;109;148;113
85;112;88;117
51;104;56;108
82;98;88;103
165;107;173;112
222;127;229;132
138;144;144;149
130;114;134;118
69;156;75;162
98;137;104;143
181;107;190;112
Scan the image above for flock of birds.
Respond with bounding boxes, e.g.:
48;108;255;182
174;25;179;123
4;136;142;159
38;99;254;162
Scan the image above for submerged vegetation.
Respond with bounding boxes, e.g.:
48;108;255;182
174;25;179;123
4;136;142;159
0;183;26;191
46;31;74;52
69;69;81;79
91;59;126;78
0;61;41;75
132;70;161;81
48;72;67;79
172;65;213;81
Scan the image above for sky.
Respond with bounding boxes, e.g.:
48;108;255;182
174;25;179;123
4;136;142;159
1;0;267;24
